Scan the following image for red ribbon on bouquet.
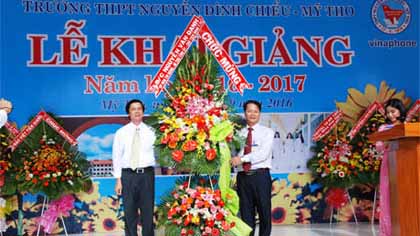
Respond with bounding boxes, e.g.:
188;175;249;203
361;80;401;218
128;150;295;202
406;99;420;122
149;15;251;97
9;111;77;151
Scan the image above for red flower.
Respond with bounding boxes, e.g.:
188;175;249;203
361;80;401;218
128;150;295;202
160;124;169;132
172;150;184;163
225;133;233;142
182;140;197;152
215;212;224;221
206;220;215;227
0;175;4;187
161;135;170;144
211;228;220;236
43;181;49;187
208;107;221;116
205;149;216;161
184;214;192;226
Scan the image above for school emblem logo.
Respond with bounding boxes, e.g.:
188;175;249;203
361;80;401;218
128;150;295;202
371;0;411;34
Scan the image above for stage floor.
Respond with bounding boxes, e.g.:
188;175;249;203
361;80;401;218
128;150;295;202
68;223;379;236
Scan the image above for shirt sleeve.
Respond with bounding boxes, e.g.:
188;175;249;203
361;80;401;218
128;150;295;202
0;110;8;128
112;130;124;178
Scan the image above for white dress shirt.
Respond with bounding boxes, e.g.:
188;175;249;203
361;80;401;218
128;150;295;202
112;122;156;178
238;123;274;171
0;110;8;128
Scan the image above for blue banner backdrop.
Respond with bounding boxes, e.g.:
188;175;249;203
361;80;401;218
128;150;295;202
0;0;419;234
1;0;418;125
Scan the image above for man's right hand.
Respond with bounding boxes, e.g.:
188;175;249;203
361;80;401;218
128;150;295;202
231;156;243;167
115;178;122;196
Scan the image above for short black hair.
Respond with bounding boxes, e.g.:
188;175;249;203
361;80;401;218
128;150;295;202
243;100;261;112
125;99;145;114
385;98;406;123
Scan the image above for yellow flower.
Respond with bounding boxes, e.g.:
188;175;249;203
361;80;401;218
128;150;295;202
76;181;100;204
164;107;174;114
271;181;299;224
335;81;411;124
288;173;312;187
191;215;200;224
93;207;124;232
100;197;120;211
197;131;206;144
272;179;288;195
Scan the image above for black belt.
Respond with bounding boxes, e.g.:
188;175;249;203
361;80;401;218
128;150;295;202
239;168;270;176
122;166;154;174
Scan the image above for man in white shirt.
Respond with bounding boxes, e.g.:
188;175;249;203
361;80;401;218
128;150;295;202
231;100;274;236
0;99;12;128
112;99;156;236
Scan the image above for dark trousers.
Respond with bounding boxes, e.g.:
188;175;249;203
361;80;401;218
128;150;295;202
237;169;272;236
121;168;155;236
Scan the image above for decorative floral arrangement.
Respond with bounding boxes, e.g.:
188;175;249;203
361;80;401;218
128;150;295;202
15;137;90;199
349;113;385;185
158;178;236;236
1;113;92;200
308;113;385;188
153;48;251;235
307;81;413;188
149;47;243;175
0;129;13;188
308;121;357;188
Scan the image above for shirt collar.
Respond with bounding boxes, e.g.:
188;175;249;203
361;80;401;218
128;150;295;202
246;123;260;130
129;121;144;130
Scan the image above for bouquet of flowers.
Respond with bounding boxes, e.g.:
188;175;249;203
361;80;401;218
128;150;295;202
159;178;235;236
154;48;251;236
308;121;357;188
0;127;16;191
150;47;243;175
308;113;385;188
349;113;385;184
3;113;91;199
16;137;90;199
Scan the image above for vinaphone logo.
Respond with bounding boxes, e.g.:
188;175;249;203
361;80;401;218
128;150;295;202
371;0;411;34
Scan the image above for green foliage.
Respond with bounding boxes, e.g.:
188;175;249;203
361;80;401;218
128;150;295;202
307;113;386;188
150;47;243;175
1;113;92;199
